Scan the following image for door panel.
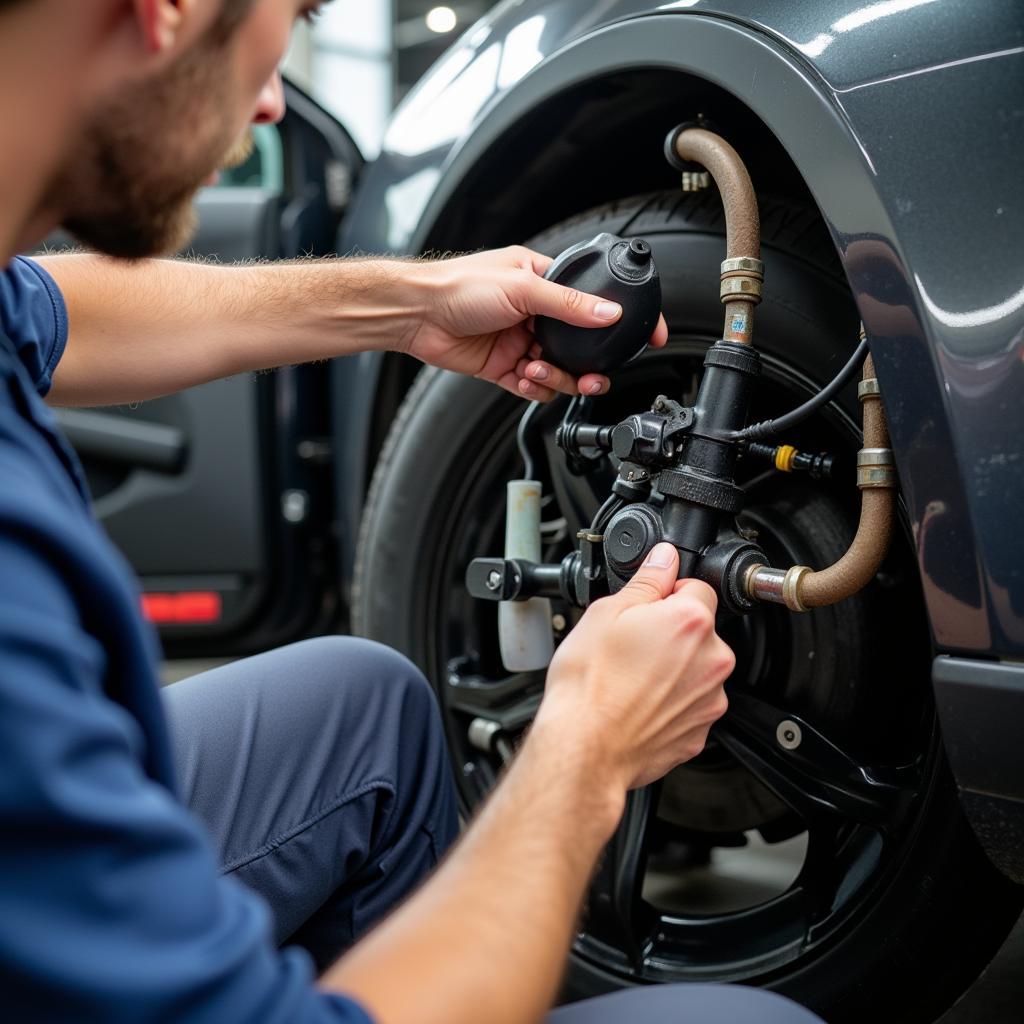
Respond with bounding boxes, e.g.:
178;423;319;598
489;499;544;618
39;82;364;655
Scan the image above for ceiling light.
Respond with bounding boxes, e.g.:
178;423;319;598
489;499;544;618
426;6;458;34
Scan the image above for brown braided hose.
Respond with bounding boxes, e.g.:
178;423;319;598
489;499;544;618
673;128;761;344
798;355;895;607
745;355;897;610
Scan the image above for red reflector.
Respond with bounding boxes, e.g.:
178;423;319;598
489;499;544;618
141;591;222;625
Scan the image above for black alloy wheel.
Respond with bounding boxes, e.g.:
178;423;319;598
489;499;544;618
354;192;1022;1023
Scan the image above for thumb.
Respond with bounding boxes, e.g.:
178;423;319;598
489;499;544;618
523;277;623;329
616;542;679;605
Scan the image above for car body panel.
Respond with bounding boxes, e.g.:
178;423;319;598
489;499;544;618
335;1;1024;870
342;4;1023;658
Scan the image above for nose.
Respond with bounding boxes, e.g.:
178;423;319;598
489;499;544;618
253;72;286;125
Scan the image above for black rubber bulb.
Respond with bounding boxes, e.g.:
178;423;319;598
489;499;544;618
534;233;661;378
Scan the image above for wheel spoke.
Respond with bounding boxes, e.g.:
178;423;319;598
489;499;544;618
715;692;918;833
583;784;660;969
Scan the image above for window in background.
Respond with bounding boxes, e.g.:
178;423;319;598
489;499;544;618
213;125;284;192
285;0;394;160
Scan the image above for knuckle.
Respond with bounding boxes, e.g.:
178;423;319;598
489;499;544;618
710;691;730;721
681;579;718;615
678;602;715;638
714;643;737;680
683;733;709;762
562;287;585;313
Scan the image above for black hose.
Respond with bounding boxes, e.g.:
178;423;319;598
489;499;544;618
737;338;869;441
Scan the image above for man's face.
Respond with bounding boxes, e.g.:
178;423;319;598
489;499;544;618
52;0;314;259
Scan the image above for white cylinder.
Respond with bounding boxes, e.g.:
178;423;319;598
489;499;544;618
498;480;555;671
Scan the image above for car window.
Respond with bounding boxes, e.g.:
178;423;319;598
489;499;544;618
214;124;284;192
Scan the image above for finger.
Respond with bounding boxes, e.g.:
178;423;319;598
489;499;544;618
529;340;542;359
650;314;669;348
517;377;558;403
492;367;557;403
525;250;554;277
521;277;623;329
668;577;719;617
522;360;580;397
577;373;610;396
615;542;680;606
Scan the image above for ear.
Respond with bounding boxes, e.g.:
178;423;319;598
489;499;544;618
131;0;196;54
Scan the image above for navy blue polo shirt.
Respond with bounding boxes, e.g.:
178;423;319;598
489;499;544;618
0;257;371;1023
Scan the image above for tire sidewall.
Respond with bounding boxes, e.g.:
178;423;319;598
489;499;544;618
354;194;1021;1023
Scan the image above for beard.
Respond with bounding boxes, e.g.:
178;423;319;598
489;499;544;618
52;35;249;259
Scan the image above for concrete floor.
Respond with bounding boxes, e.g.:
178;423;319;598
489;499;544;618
165;659;1022;1020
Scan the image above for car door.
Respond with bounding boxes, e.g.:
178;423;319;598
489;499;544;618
43;81;363;658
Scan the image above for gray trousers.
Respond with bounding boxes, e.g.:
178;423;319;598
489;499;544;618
164;636;825;1024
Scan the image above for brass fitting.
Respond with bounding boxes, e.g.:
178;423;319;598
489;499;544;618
720;256;765;303
857;448;896;489
746;565;811;612
744;347;898;612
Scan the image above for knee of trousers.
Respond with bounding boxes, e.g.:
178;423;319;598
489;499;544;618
287;636;438;722
285;636;452;784
288;637;460;860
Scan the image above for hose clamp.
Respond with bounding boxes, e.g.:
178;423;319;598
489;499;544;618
858;377;881;401
681;171;711;192
745;564;810;612
720;257;764;304
857;448;896;489
782;565;811;613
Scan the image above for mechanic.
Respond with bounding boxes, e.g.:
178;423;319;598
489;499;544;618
0;2;827;1022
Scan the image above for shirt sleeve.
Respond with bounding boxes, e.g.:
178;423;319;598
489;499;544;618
0;489;373;1024
0;256;69;396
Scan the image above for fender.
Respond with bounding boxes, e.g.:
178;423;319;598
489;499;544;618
337;10;1024;663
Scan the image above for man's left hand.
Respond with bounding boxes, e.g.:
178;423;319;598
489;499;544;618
404;246;669;401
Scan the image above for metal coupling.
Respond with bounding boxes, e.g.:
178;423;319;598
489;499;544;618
720;256;764;304
681;170;711;192
857;377;881;400
745;564;811;612
857;447;896;489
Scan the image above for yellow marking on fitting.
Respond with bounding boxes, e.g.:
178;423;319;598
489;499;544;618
775;445;798;473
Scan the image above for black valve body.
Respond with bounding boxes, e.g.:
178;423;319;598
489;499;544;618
534;233;661;377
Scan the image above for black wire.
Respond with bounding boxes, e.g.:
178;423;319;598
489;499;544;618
590;494;623;533
518;394;596;480
737;337;869;442
516;401;544;481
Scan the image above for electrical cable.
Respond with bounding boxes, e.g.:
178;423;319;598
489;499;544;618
737;337;869;441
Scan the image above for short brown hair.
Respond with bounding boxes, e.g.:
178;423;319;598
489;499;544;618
1;0;258;31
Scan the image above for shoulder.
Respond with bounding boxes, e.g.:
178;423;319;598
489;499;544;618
0;256;69;396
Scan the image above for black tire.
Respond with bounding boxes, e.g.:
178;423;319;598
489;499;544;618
353;192;1021;1023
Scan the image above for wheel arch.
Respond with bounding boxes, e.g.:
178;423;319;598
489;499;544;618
342;13;986;661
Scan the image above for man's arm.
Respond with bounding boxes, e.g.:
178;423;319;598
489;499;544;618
38;250;667;407
39;254;429;406
322;544;734;1024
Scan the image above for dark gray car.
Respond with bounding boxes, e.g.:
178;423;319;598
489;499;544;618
342;3;1024;1022
74;3;1023;1022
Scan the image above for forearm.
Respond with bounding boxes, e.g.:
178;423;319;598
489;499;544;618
322;718;623;1024
39;254;429;406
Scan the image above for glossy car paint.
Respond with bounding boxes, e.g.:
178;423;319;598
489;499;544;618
340;0;1023;664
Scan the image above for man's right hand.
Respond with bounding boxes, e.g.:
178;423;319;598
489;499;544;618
326;541;734;1024
535;541;735;795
